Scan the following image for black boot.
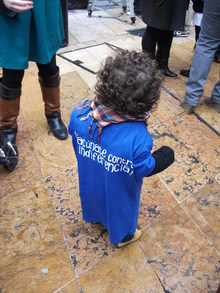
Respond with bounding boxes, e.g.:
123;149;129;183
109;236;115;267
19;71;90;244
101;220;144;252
0;81;21;171
156;57;177;78
0;127;18;171
156;41;177;78
46;111;68;140
39;67;68;140
180;69;190;77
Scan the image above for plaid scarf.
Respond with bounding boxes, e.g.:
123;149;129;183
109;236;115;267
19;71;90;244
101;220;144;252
77;96;150;141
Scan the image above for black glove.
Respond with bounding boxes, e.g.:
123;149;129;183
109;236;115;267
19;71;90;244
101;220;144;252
148;146;174;176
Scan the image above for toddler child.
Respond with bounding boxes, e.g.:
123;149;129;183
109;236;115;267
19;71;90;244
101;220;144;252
68;50;174;248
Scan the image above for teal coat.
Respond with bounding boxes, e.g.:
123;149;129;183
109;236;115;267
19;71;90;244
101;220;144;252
0;0;64;70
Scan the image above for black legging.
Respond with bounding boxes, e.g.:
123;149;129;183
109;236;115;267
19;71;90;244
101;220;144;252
195;25;201;43
142;26;174;59
2;55;57;89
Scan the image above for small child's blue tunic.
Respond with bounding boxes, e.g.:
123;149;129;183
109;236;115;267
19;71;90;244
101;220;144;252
68;104;156;245
0;0;64;70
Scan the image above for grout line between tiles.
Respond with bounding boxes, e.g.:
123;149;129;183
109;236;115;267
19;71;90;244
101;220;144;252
179;203;220;256
157;174;181;204
53;277;79;293
161;85;220;137
137;242;168;293
19;107;47;179
44;172;79;279
147;175;220;256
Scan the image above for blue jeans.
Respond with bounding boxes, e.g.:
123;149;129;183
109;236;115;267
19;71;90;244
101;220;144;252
184;0;220;106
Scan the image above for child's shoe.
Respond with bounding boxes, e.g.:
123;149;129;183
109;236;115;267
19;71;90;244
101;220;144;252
115;227;142;248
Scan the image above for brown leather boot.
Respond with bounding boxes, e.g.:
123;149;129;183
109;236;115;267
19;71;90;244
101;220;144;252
0;81;20;171
39;67;68;140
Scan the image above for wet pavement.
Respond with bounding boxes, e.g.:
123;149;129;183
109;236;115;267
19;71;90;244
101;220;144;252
0;3;220;292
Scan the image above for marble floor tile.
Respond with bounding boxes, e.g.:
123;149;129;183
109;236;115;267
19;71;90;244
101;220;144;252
69;12;117;43
67;32;78;47
61;48;97;67
69;25;98;43
88;22;116;39
61;47;104;74
139;175;179;230
171;39;197;67
172;34;195;45
86;43;116;62
147;112;162;128
46;169;115;277
121;35;143;51
171;42;194;66
67;12;82;25
78;242;164;293
153;88;184;123
206;60;219;83
20;70;90;177
138;205;220;292
109;35;142;51
150;123;214;202
0;112;43;199
57;55;78;75
77;69;97;90
181;180;220;252
0;182;74;292
104;19;135;35
55;279;81;293
162;76;189;101
194;100;220;134
163;113;220;174
172;37;195;48
169;53;192;74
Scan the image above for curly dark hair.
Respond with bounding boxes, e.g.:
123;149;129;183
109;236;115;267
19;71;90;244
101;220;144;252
95;50;163;115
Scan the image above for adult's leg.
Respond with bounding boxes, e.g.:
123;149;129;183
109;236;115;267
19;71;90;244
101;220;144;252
37;54;57;78
37;55;68;140
180;25;201;78
181;0;220;112
156;30;177;78
204;69;220;113
142;26;159;59
195;25;201;43
0;69;24;171
214;45;220;63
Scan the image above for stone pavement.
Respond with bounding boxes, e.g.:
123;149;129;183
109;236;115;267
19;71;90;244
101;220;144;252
0;3;220;293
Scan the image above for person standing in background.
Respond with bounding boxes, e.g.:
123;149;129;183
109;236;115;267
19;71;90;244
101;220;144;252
0;0;68;171
180;0;220;114
180;0;220;78
180;0;204;78
141;0;188;78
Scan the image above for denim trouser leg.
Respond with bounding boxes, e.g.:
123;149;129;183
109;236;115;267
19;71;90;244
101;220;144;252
184;0;220;106
211;70;220;104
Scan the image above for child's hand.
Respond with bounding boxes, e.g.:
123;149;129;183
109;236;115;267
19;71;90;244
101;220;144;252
3;0;33;13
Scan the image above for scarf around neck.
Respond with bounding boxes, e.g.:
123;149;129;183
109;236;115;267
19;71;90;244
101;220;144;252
77;96;150;141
